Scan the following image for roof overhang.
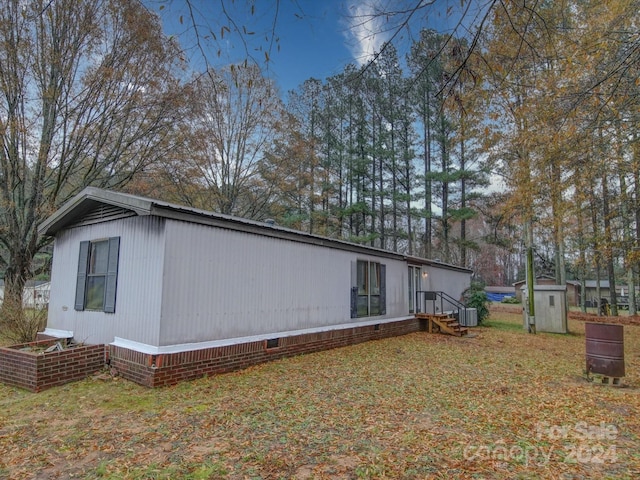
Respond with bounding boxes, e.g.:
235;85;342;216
404;255;473;274
38;187;153;236
39;187;474;274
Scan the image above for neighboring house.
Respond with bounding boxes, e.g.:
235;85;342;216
0;280;50;309
583;280;611;307
581;281;637;308
23;281;51;309
513;277;635;308
37;187;473;387
565;281;581;307
513;276;581;306
513;276;557;303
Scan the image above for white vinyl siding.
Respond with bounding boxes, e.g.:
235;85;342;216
158;221;352;345
158;221;404;346
48;216;165;345
419;264;472;307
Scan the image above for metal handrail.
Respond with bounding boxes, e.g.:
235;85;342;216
415;290;466;318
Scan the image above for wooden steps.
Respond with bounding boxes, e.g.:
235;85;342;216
416;312;469;337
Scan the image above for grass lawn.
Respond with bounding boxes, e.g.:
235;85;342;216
0;309;638;479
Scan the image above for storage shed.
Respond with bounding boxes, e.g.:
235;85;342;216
37;188;472;387
514;276;580;307
522;284;568;334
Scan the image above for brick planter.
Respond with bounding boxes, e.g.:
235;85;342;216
0;339;106;392
110;318;420;388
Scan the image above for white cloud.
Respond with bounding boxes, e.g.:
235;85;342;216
343;0;392;66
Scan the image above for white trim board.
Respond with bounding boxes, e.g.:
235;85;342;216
111;316;416;355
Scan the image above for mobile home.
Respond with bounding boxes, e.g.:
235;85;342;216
37;188;472;387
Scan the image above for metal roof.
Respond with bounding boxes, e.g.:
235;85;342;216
513;276;581;287
39;187;473;273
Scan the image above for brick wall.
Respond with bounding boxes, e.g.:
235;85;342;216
0;339;106;392
109;318;420;388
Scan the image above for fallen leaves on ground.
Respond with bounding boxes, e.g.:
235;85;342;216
0;308;638;479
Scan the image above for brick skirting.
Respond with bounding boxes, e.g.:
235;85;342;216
0;339;106;392
0;319;420;390
110;318;421;388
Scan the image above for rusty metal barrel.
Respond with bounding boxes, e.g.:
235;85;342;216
585;323;625;378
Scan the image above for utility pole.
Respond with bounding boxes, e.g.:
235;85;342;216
525;221;536;333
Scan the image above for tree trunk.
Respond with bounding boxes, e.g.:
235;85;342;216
378;120;386;250
577;203;587;313
370;103;377;246
440;115;450;263
618;151;636;315
1;248;31;335
602;169;618;316
460;116;466;267
423;86;432;259
589;177;603;316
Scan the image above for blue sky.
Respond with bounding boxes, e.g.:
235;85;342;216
156;0;474;95
264;1;364;92
157;0;386;93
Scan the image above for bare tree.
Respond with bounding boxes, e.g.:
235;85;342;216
183;64;284;218
149;0;287;76
0;0;187;322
